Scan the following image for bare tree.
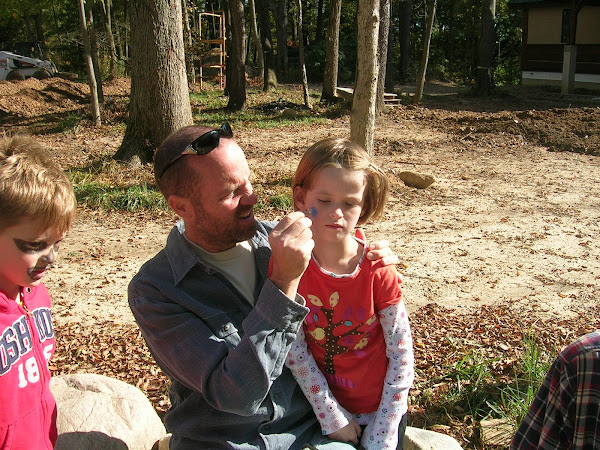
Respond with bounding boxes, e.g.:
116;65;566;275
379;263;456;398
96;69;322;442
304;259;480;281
413;0;437;104
350;0;380;154
276;0;289;79
182;0;196;82
98;0;119;79
77;0;101;126
87;4;104;103
475;0;496;95
248;0;264;75
227;0;247;110
114;0;192;164
397;0;412;82
295;0;311;108
375;0;391;115
255;0;278;90
384;1;395;92
321;0;342;101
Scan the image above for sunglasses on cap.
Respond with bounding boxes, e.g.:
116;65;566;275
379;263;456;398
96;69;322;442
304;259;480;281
157;122;233;180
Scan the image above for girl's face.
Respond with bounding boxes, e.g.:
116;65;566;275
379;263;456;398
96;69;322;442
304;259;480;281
0;218;65;299
295;166;366;243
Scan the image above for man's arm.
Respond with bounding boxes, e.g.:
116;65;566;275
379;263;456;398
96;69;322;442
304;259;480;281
129;275;308;416
128;212;314;417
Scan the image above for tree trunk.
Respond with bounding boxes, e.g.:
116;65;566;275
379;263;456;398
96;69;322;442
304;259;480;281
321;0;342;101
315;0;324;43
397;0;411;82
384;0;395;92
448;0;455;76
248;0;264;75
224;3;232;95
115;17;124;60
350;0;380;154
413;0;436;104
296;0;311;108
255;0;278;90
99;0;118;79
34;12;46;48
24;15;35;42
376;0;390;115
276;0;289;79
87;5;105;103
77;0;101;126
182;0;196;83
227;0;247;110
114;0;192;165
475;0;496;95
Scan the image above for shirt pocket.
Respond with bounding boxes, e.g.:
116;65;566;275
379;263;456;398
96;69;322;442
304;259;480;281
0;423;14;449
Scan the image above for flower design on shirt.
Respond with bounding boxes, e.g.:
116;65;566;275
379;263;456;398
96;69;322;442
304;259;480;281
304;290;379;375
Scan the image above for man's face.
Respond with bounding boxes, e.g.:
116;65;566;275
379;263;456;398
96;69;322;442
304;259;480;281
185;139;258;252
0;218;65;299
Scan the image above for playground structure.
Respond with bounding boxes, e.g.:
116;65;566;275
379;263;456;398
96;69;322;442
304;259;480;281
197;11;225;89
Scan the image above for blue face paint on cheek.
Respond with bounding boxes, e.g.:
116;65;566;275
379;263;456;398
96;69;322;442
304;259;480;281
308;206;317;217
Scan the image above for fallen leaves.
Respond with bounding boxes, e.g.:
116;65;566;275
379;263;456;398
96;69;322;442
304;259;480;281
51;302;599;448
408;303;599;447
52;320;171;415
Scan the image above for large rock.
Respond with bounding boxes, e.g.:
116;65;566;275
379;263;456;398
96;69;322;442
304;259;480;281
398;171;435;189
405;426;463;450
50;373;166;450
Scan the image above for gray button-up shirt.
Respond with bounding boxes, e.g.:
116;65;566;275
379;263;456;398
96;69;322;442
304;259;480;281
128;220;321;449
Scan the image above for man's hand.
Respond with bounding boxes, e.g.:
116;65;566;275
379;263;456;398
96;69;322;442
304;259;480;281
355;229;399;266
328;418;362;445
269;211;314;299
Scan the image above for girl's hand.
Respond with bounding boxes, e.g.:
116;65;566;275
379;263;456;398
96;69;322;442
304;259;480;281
328;418;362;445
355;228;398;266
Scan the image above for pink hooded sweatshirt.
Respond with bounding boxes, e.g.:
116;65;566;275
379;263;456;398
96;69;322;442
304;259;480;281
0;283;57;449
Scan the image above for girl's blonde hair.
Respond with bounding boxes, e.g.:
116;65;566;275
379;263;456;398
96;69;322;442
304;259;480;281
0;136;77;233
292;137;388;225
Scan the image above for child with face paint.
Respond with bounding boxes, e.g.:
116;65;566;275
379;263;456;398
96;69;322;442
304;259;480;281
286;138;414;449
0;136;76;449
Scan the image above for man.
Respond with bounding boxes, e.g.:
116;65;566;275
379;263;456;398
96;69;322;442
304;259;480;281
511;330;600;449
129;123;396;449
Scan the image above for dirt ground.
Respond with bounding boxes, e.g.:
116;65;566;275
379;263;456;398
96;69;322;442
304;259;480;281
1;77;600;446
2;77;598;325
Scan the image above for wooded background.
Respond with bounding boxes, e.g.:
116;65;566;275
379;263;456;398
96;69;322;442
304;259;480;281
0;0;522;90
0;0;521;158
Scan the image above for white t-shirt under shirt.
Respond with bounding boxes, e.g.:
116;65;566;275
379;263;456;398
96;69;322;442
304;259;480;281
185;236;257;305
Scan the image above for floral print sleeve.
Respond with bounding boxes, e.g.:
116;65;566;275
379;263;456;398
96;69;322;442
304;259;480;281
286;327;353;435
360;301;414;450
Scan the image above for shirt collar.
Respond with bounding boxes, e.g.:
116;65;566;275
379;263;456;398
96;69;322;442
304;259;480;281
165;221;205;284
165;220;272;285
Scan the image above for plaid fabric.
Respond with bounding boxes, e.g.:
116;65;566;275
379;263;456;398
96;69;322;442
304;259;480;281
511;331;600;450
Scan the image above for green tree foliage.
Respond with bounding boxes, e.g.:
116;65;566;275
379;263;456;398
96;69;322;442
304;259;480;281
0;0;523;89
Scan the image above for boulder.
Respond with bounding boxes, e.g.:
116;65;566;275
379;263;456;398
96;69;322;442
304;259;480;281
50;373;166;450
405;426;464;450
398;171;435;189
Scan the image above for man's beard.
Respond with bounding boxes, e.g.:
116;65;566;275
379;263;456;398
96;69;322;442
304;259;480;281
193;204;257;251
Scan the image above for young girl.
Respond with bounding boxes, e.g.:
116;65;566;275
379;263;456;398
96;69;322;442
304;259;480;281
286;138;414;449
